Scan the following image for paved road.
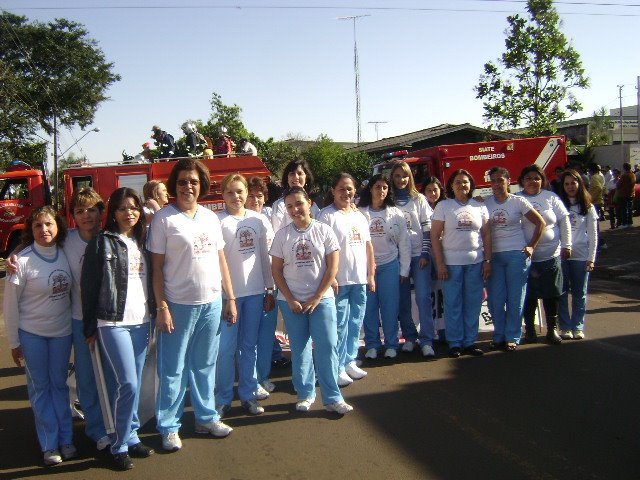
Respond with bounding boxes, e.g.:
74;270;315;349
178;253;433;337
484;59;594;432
1;223;639;480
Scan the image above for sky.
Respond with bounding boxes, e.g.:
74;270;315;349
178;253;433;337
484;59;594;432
2;0;639;167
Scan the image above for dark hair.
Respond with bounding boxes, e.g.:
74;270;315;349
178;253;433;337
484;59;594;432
166;158;211;198
558;169;592;215
445;169;475;199
358;174;395;208
518;164;548;188
282;185;310;202
488;166;510;179
247;176;269;200
422;176;445;206
623;162;631;172
21;205;67;247
587;163;601;174
70;187;105;213
105;187;145;246
281;159;314;194
324;172;358;205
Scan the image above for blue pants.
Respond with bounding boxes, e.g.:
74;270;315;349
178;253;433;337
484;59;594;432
216;294;263;404
156;299;222;435
363;259;400;351
256;302;278;384
399;256;434;345
72;319;112;443
19;329;73;452
559;260;589;332
442;263;484;349
335;284;367;372
486;251;530;344
278;299;343;405
99;324;149;454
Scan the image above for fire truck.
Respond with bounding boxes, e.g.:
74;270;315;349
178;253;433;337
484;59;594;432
373;135;567;195
0;156;271;255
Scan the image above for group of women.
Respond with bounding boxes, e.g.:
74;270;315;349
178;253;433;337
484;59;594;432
3;156;598;470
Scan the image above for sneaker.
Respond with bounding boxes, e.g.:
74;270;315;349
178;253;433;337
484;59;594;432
573;330;585;340
401;341;415;353
113;452;134;471
421;344;436;358
384;348;397;359
195;420;233;437
345;361;367;379
560;329;573;340
261;379;276;393
296;397;315;412
255;385;270;400
546;328;563;345
216;404;231;417
364;348;378;359
129;442;154;458
337;371;354;387
162;432;182;452
325;401;354;414
241;399;265;415
43;449;62;466
463;345;484;356
60;444;77;460
96;435;111;451
448;347;462;358
355;359;363;367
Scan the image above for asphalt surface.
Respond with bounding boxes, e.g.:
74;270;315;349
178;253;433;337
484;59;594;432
1;219;639;480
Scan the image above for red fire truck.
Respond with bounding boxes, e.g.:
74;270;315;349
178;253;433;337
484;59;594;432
0;156;271;255
373;135;567;195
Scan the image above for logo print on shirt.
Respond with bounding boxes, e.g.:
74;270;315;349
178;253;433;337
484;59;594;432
491;209;509;227
239;228;254;248
456;211;473;231
49;269;71;300
193;233;212;256
403;212;411;229
370;218;385;235
295;241;312;261
349;225;362;243
130;250;144;275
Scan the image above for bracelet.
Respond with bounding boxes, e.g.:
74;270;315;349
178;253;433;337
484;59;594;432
156;305;169;311
227;298;236;301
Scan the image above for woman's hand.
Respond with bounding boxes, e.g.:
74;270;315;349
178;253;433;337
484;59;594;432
301;295;322;314
5;254;18;275
85;334;97;350
523;246;534;258
367;274;376;293
437;264;448;281
224;299;237;326
156;308;174;333
561;247;572;260
585;261;594;272
482;261;492;280
331;281;339;296
11;346;23;367
287;299;304;314
418;257;429;269
264;293;275;312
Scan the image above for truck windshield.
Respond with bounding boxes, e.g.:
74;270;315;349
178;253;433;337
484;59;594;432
0;179;29;200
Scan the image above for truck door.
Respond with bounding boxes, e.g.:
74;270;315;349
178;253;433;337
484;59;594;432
0;178;31;251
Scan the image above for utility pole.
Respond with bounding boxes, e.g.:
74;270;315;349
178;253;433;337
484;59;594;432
618;85;624;162
636;76;639;147
338;15;369;145
368;121;388;141
53;114;59;210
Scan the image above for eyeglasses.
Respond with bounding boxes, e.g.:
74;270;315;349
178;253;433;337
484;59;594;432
177;179;200;186
116;206;140;213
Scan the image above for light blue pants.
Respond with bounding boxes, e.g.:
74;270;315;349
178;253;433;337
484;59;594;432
256;301;278;384
216;294;263;404
278;299;343;405
363;259;400;351
559;260;589;332
399;256;434;345
486;251;530;344
72;318;112;443
156;299;222;435
335;284;367;372
99;323;149;454
19;329;73;452
442;263;484;349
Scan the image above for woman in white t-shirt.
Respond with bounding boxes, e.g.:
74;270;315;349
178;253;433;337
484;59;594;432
431;169;492;358
215;174;275;417
142;180;169;227
485;167;545;351
271;159;320;233
557;169;598;340
270;186;353;414
318;173;375;385
148;159;237;452
81;187;155;470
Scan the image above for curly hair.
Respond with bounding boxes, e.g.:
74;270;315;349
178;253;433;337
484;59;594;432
21;205;67;247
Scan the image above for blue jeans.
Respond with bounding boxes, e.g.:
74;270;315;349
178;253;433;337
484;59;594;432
99;323;149;454
335;284;367;372
486;251;530;344
559;260;589;332
216;294;263;404
399;256;434;345
256;299;279;384
156;298;222;435
363;259;400;351
278;299;343;405
19;329;73;452
442;263;484;349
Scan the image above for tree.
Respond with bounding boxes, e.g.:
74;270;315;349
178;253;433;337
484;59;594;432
198;92;251;142
475;0;589;136
587;107;612;147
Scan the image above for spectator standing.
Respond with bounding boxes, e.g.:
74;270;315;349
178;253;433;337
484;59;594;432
616;162;636;228
606;168;621;229
238;138;258;156
215;126;234;157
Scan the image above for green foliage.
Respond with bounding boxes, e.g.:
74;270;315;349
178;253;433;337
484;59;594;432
475;0;589;136
254;138;299;177
0;141;47;172
587;107;612;147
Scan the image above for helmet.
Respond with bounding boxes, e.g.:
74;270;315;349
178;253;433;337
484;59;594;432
134;154;146;163
219;126;228;135
181;122;196;134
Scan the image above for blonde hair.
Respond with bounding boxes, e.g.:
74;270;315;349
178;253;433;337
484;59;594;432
220;172;248;193
143;180;164;202
391;161;419;198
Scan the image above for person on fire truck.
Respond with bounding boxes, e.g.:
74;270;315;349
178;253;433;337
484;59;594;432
151;125;176;159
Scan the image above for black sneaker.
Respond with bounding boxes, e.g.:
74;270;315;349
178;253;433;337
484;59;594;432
129;443;154;458
113;453;134;471
448;347;462;358
463;345;484;356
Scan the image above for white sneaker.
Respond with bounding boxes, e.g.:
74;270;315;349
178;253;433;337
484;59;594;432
43;449;62;466
296;397;316;412
560;330;573;340
60;444;77;460
355;359;363;367
421;344;436;358
195;420;233;437
345;361;367;379
261;379;276;393
337;371;354;387
401;341;415;353
255;385;270;400
162;432;182;452
365;348;378;359
573;330;585;340
325;401;354;414
96;435;111;451
241;399;265;415
384;348;397;359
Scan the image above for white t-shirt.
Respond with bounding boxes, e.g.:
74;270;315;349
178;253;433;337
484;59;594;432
484;195;534;253
3;243;72;348
432;199;489;265
317;204;370;286
147;204;225;304
359;206;411;277
218;209;274;298
271;196;321;233
516;190;571;262
567;202;598;262
63;229;89;320
395;194;433;257
269;220;340;302
99;235;149;327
